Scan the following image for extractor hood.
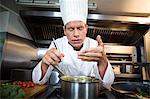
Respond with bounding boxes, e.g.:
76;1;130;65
20;11;150;47
16;0;150;16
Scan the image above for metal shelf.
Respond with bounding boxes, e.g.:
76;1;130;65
115;73;141;78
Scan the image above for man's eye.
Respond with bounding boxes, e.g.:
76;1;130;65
78;27;84;31
68;28;74;31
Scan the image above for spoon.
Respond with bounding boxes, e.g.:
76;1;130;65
52;65;65;76
52;38;65;76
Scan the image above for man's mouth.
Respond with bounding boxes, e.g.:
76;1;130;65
72;40;81;43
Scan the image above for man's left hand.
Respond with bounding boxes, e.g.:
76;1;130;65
78;35;107;65
78;35;108;78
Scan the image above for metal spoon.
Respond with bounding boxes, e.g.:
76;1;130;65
52;38;65;76
52;65;65;76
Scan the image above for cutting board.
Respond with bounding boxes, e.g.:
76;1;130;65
23;85;47;98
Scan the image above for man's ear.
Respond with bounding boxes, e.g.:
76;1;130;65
63;26;66;35
86;24;88;32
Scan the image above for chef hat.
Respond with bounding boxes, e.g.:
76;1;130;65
60;0;88;25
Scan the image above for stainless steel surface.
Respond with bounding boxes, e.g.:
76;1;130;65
16;0;97;10
0;11;32;40
20;11;150;24
144;30;150;63
115;74;141;79
105;45;137;63
61;76;100;99
2;33;37;68
1;33;38;80
142;67;147;81
142;65;150;81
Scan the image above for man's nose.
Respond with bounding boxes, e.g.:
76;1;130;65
74;28;80;37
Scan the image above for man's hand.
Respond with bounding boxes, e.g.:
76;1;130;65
78;35;108;78
41;48;64;78
78;35;106;63
42;48;64;66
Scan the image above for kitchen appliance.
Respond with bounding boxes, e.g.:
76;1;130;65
111;82;150;98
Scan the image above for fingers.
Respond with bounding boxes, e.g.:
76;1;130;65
78;47;101;54
78;52;103;57
78;35;105;62
42;48;64;66
78;52;103;62
96;35;104;47
79;56;100;61
47;49;63;62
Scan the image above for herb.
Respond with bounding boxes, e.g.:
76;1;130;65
0;83;25;99
136;87;149;97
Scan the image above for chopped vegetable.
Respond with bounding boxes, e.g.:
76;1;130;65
13;81;35;88
136;87;149;97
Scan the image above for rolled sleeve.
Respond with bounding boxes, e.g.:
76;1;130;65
32;61;53;85
101;61;114;90
94;61;114;90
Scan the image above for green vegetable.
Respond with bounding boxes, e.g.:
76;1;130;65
136;87;149;97
0;83;25;99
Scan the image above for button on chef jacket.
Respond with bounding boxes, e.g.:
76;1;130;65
32;36;114;90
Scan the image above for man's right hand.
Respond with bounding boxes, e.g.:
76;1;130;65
42;48;64;66
40;48;64;78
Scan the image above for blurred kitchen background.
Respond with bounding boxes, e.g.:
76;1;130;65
0;0;150;83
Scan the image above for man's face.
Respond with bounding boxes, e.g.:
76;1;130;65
64;21;88;49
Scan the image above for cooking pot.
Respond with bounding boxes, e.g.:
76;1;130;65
111;82;150;99
60;76;100;99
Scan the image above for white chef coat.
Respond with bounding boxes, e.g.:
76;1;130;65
32;36;114;89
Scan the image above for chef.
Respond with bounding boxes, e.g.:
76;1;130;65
32;0;114;90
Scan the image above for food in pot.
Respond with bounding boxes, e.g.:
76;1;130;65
61;76;99;83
